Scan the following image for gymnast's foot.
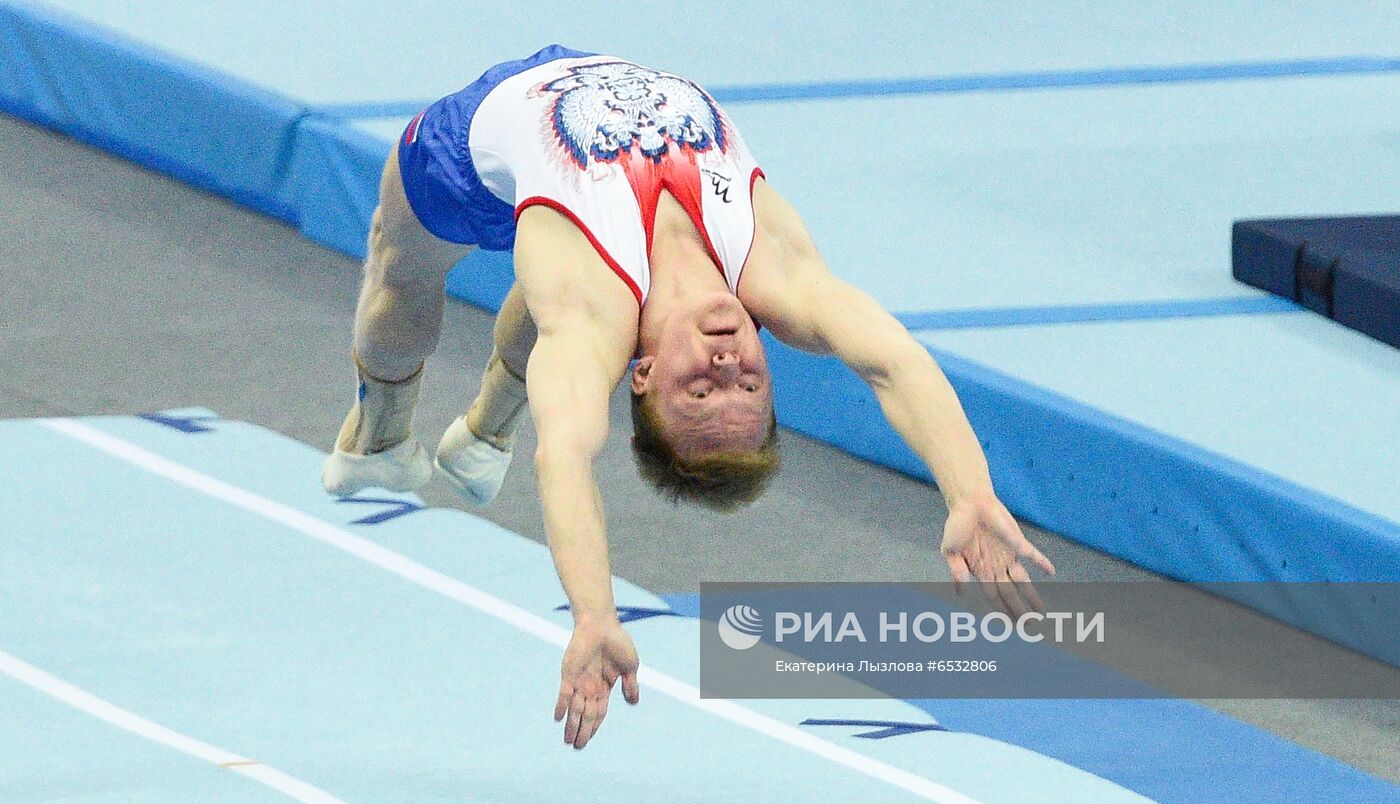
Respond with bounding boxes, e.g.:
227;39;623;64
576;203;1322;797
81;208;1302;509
434;415;513;507
322;357;433;496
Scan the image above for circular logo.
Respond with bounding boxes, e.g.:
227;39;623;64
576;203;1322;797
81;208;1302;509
717;605;763;650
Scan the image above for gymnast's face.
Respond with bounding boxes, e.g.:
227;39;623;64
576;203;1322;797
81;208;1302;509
632;291;773;458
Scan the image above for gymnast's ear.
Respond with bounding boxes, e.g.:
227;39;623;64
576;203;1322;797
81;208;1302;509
630;356;654;395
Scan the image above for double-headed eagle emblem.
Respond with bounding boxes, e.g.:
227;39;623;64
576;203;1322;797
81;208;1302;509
536;61;727;169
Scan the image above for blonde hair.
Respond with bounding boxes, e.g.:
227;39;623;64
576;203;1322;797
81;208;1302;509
630;391;779;512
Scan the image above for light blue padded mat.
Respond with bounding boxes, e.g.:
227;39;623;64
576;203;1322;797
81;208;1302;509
3;411;1395;802
1;411;1152;803
24;1;1400;105
727;78;1400;313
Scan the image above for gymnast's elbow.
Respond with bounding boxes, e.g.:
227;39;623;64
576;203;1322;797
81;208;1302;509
533;429;600;484
851;337;931;393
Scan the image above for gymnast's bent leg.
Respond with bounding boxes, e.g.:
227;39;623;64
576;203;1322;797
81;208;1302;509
322;146;473;495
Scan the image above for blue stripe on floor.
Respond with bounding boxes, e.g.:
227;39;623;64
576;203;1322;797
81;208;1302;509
310;56;1400;119
709;56;1400;103
893;296;1301;331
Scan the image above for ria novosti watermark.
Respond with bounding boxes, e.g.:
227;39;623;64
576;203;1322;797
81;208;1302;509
722;604;1104;648
699;582;1400;699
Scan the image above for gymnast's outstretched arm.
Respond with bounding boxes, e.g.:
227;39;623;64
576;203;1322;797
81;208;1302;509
513;205;644;750
741;179;1055;615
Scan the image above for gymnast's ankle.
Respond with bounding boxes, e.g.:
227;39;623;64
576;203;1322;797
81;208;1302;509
464;352;527;450
335;352;425;456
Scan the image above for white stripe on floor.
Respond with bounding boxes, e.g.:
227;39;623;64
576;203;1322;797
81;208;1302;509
0;649;345;803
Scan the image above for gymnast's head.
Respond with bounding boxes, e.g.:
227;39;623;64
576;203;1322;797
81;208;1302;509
630;291;779;511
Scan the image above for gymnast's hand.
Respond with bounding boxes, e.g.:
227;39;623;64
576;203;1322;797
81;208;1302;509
554;615;641;749
940;490;1056;617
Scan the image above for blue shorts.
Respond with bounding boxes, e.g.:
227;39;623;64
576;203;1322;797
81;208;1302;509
396;45;595;251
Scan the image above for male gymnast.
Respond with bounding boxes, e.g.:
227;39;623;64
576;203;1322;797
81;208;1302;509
321;45;1055;749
